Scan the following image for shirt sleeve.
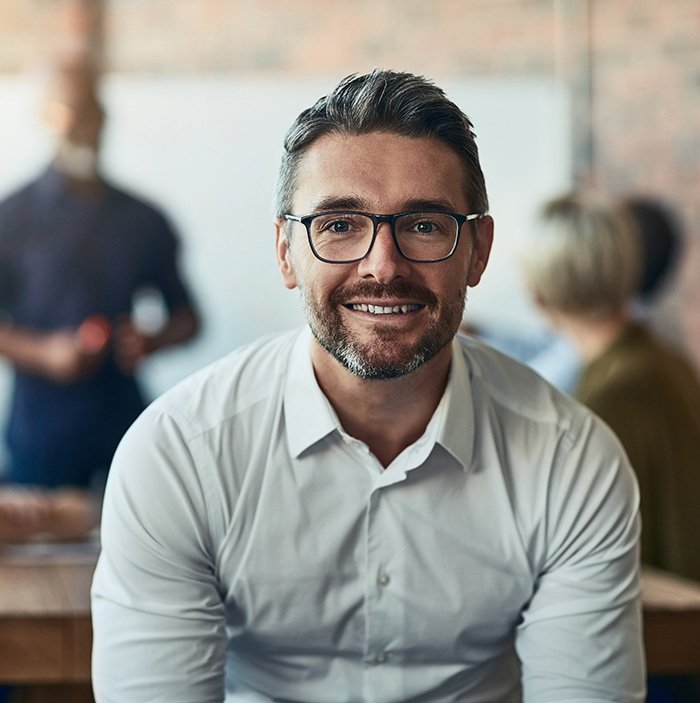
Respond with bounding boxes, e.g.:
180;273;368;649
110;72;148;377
515;411;646;703
0;192;23;316
91;405;226;703
141;207;196;314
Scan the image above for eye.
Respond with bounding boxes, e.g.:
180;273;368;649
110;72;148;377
329;220;351;233
312;213;366;236
406;217;444;236
414;220;436;234
398;212;454;238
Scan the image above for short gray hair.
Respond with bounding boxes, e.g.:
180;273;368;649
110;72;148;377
275;69;489;217
522;193;642;319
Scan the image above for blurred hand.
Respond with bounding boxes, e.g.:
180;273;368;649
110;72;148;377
0;488;52;542
0;487;97;543
41;326;109;383
49;488;98;541
112;317;153;375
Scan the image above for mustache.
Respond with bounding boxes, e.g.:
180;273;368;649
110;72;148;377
330;280;439;308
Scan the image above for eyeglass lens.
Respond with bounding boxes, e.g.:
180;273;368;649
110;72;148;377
309;212;459;262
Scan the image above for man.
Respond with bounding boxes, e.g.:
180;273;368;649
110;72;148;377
92;70;644;702
0;59;199;490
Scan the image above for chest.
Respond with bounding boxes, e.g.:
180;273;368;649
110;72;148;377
216;447;535;662
8;201;148;321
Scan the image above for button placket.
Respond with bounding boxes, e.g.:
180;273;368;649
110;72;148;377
377;572;390;587
374;651;389;664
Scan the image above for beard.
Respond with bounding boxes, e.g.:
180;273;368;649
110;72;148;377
300;279;466;380
54;140;99;181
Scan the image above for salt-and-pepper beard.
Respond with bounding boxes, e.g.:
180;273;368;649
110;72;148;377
300;279;467;380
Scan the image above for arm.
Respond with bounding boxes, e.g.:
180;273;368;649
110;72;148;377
0;487;97;542
91;405;226;702
0;321;109;383
110;209;201;376
112;304;200;375
516;413;645;702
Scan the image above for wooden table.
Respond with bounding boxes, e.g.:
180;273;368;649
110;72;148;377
0;538;98;702
1;545;700;695
642;566;700;675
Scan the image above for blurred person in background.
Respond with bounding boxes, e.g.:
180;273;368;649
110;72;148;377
522;192;700;582
522;191;700;703
466;195;682;396
93;69;644;703
623;195;682;337
0;58;200;497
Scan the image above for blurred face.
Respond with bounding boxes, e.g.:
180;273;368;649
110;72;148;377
276;131;493;379
43;84;104;180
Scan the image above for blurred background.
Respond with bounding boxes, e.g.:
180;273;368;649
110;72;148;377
1;0;699;416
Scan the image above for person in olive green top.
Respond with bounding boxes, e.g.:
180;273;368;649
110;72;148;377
522;192;700;583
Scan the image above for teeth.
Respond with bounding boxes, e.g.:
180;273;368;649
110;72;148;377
351;304;420;314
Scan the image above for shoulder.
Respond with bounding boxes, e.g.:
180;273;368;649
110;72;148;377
105;180;177;235
0;178;38;226
110;328;302;537
456;333;588;433
455;335;639;568
583;325;698;405
456;332;635;499
142;327;302;439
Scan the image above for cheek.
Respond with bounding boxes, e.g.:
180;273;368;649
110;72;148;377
292;256;335;299
431;260;471;298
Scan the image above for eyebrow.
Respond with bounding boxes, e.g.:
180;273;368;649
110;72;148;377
312;196;365;212
401;198;463;213
309;196;463;214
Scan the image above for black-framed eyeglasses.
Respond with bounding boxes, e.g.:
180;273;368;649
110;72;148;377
283;210;485;264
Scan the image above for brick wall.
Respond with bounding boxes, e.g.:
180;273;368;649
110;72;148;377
587;0;700;363
2;0;700;365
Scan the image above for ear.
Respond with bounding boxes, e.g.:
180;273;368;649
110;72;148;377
466;215;494;287
275;218;298;290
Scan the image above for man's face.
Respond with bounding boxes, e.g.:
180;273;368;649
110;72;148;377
43;88;104;180
276;131;493;380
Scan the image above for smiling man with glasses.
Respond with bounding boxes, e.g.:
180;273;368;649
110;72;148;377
92;69;645;702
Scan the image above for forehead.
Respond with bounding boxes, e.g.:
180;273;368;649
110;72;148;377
292;131;470;213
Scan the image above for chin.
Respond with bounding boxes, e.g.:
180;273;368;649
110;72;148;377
327;335;450;380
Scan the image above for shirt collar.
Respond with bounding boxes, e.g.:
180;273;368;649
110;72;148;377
435;337;476;472
284;327;341;458
283;329;476;472
36;165;71;204
36;164;108;206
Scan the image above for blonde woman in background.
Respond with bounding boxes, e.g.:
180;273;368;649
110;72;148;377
523;192;700;586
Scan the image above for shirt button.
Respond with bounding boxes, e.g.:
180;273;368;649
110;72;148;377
377;573;391;587
375;651;389;664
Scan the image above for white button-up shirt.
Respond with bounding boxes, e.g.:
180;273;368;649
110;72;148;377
92;326;644;702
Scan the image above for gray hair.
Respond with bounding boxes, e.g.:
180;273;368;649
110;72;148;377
275;69;489;217
522;193;642;319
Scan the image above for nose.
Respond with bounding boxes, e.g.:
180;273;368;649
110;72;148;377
356;222;411;284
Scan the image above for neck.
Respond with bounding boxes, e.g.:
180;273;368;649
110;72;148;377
311;341;453;468
557;313;630;363
53;141;100;183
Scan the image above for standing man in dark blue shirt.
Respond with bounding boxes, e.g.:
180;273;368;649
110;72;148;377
0;59;200;491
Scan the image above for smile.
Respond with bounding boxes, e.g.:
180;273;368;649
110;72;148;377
348;303;422;315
